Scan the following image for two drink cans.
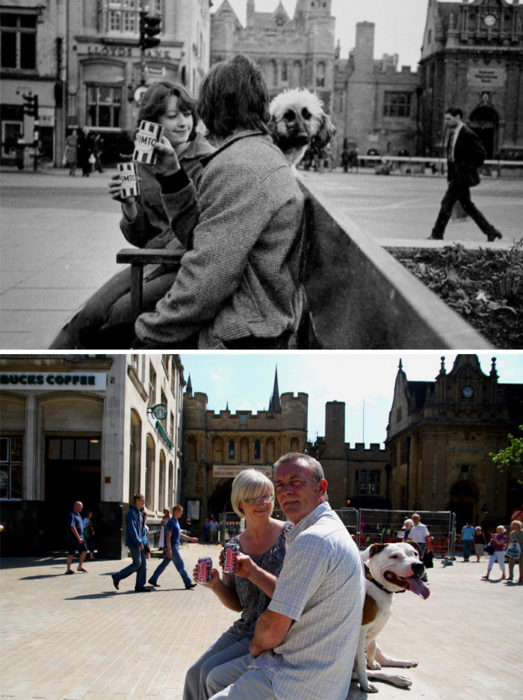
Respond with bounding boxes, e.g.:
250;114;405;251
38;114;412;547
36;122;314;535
196;544;241;584
117;120;164;198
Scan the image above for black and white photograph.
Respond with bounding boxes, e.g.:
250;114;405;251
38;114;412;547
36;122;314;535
1;1;523;699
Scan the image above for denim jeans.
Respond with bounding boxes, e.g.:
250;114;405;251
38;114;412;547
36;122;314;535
113;545;146;589
463;539;473;561
149;547;192;587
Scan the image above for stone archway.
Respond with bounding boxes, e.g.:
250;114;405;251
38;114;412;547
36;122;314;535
208;478;234;517
469;105;499;158
449;480;479;528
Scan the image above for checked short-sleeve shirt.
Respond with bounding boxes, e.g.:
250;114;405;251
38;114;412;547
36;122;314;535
251;502;364;700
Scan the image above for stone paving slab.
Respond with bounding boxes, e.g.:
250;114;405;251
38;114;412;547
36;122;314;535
1;544;521;699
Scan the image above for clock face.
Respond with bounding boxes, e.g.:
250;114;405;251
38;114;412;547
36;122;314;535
462;385;475;399
483;13;497;28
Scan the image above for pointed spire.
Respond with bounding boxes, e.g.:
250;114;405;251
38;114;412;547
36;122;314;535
269;366;282;413
186;374;193;395
490;357;498;379
439;356;446;376
226;401;229;411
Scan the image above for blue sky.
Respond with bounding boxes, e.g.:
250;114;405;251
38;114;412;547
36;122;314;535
215;0;430;69
180;352;523;447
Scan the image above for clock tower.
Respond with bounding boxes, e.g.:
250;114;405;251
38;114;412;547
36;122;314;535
419;0;522;160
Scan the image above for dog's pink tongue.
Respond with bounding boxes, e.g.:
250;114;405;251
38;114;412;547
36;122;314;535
405;576;430;599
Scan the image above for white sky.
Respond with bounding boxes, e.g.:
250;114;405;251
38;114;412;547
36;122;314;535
180;352;523;448
213;0;430;69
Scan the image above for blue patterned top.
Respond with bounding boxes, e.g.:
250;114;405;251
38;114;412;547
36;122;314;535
223;521;293;636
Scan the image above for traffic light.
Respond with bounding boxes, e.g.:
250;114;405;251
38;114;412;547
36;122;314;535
22;93;39;119
139;11;161;50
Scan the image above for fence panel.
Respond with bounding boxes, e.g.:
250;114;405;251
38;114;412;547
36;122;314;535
357;509;455;559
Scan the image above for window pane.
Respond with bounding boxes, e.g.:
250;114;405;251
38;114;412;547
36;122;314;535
0;468;8;498
89;440;101;461
48;438;61;460
0;14;17;27
20;15;36;28
98;105;112;127
1;31;16;68
76;439;88;460
20;32;36;69
0;438;8;462
62;439;74;460
11;463;22;498
11;437;23;461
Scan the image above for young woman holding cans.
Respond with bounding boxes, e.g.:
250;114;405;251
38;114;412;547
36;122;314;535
50;81;213;349
184;469;291;700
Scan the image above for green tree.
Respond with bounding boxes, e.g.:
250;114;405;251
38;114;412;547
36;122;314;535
490;425;523;485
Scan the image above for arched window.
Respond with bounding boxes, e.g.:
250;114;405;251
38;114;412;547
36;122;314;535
254;439;261;460
290;437;299;452
129;409;142;503
316;61;326;87
229;439;235;459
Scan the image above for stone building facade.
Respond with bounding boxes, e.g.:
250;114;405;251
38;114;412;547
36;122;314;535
210;0;335;105
333;22;420;159
181;371;308;521
0;0;211;166
312;401;390;511
419;0;523;158
387;354;523;529
0;353;184;557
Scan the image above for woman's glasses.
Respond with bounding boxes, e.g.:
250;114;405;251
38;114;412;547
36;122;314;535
243;496;274;505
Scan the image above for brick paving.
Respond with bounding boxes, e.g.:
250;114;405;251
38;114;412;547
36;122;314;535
1;544;522;699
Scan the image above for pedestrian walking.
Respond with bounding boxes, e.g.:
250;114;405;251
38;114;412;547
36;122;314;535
65;500;88;574
148;505;198;590
63;131;78;176
428;107;502;242
210;515;220;544
461;521;475;562
82;510;96;560
506;519;523;583
111;493;150;592
482;525;507;580
409;513;431;557
473;525;487;562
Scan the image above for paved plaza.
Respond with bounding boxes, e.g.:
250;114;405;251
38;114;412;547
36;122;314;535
1;543;521;699
0;166;521;350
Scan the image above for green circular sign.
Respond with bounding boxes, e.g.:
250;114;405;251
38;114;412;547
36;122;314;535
151;403;168;420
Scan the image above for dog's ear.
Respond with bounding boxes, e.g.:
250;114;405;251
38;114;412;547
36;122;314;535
310;113;336;151
405;540;421;556
368;543;388;558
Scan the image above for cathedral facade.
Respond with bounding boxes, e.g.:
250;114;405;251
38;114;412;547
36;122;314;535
387;354;523;528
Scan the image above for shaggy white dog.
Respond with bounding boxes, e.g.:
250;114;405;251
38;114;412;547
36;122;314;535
268;88;336;168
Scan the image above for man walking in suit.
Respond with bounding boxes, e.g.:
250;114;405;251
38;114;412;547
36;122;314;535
429;107;502;242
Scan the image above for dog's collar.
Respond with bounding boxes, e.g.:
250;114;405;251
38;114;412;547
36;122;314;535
364;565;395;595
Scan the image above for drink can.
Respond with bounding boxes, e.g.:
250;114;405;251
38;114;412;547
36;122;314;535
197;557;212;584
223;543;240;574
133;120;163;164
116;161;140;198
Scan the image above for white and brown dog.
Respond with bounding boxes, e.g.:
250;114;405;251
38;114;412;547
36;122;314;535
354;542;431;693
268;88;336;169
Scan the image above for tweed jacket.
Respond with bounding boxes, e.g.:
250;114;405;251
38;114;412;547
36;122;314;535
135;130;305;348
448;124;486;188
120;132;213;253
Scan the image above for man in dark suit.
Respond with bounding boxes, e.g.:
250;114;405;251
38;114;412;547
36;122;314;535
429;107;502;241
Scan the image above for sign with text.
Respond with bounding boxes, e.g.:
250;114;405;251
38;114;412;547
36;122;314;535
468;64;506;88
0;372;107;391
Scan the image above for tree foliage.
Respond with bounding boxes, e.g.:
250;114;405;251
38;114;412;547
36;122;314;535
490;425;523;485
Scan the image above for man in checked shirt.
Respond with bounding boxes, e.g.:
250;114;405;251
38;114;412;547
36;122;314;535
208;453;364;700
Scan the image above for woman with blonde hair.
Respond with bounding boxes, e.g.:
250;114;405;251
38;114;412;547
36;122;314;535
183;468;291;700
506;519;522;583
473;525;486;562
482;525;507;580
